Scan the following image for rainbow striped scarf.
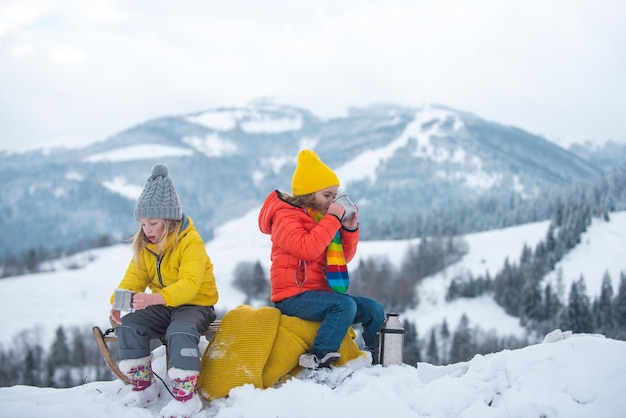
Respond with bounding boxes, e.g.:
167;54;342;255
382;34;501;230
306;207;349;293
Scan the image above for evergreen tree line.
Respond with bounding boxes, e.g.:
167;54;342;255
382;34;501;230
366;162;626;241
406;269;626;367
366;163;626;366
445;198;626;341
1;234;114;279
349;236;469;313
445;198;592;308
5;161;626;279
398;315;529;367
0;325;114;388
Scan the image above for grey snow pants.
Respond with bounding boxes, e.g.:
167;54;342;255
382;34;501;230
116;304;216;372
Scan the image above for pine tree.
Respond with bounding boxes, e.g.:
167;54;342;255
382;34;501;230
18;338;43;388
71;327;88;367
402;320;421;367
45;360;56;388
494;258;513;312
0;348;15;386
22;349;38;386
541;283;563;335
350;259;380;297
593;271;615;337
566;277;593;333
494;257;525;316
613;272;626;340
251;261;269;300
232;260;270;304
49;326;70;366
449;314;474;363
425;328;440;365
521;280;543;325
60;368;74;388
440;319;451;364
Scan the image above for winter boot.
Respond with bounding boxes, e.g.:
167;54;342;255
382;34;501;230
171;373;198;402
299;352;341;369
366;345;379;365
159;368;203;418
119;356;159;407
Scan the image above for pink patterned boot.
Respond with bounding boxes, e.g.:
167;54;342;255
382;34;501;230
119;356;159;407
159;369;203;418
172;373;198;402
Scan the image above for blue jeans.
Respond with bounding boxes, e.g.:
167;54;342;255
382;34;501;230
274;290;386;358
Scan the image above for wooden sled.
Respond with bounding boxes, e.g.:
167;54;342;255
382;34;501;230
92;325;131;383
92;320;221;384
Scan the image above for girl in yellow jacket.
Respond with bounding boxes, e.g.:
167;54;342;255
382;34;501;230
109;163;218;416
258;149;385;369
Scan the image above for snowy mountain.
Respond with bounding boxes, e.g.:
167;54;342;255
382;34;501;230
0;100;606;257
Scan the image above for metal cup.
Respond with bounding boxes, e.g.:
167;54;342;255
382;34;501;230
113;288;134;312
334;195;357;221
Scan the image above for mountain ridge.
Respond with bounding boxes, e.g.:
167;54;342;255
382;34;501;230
0;101;617;258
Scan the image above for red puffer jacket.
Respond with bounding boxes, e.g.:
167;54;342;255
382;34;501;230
258;190;359;302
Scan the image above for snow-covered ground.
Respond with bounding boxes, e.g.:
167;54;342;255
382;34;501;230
1;330;625;417
2;211;626;416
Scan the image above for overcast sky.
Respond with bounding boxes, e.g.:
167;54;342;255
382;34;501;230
1;0;625;151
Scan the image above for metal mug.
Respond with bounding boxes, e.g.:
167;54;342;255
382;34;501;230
334;195;357;221
112;288;134;312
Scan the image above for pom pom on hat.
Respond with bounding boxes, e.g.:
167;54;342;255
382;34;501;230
134;163;183;220
291;149;340;196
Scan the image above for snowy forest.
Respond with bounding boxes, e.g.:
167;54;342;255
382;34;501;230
2;161;626;389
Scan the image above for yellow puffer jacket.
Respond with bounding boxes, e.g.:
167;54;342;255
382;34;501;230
113;215;218;307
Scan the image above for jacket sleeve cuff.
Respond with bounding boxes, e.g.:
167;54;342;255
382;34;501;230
342;223;359;232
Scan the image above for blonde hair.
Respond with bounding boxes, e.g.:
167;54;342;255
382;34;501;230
279;191;318;210
130;219;182;266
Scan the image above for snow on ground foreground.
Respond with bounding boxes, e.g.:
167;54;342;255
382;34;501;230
1;331;625;418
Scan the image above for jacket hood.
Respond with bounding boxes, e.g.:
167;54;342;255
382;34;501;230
258;191;296;235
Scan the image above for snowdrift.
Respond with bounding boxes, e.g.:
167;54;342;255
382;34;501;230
1;331;625;418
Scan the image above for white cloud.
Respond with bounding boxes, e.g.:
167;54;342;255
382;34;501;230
0;0;625;151
49;46;84;64
10;44;34;57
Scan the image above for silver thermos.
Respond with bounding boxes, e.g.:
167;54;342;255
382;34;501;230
379;312;405;366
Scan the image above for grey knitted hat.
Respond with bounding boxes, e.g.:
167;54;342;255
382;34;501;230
134;163;183;220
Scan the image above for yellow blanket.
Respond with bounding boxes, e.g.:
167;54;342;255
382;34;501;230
198;305;364;401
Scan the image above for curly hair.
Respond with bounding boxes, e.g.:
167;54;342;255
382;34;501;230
279;191;319;209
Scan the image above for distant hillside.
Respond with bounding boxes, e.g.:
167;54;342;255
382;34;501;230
0;101;611;260
569;140;626;168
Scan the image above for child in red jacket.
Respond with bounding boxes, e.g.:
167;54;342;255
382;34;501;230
258;149;385;369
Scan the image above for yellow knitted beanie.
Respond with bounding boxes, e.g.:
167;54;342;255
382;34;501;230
291;149;340;196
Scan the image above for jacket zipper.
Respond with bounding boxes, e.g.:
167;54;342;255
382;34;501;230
147;248;165;287
147;219;186;288
156;254;164;287
294;259;308;287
